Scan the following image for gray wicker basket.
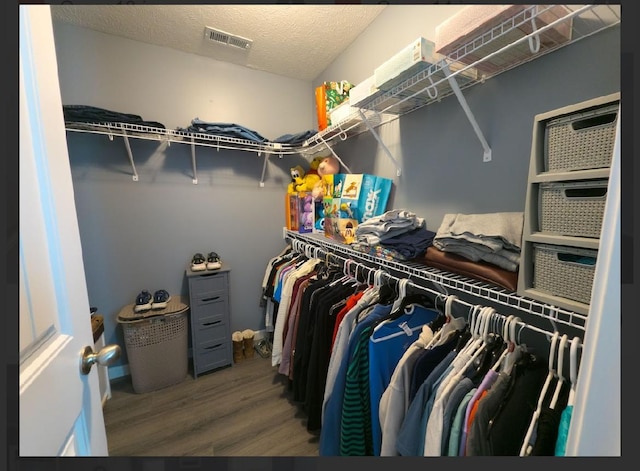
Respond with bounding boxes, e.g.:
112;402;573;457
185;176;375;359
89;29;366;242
533;244;597;305
538;180;608;238
121;311;188;394
544;103;618;172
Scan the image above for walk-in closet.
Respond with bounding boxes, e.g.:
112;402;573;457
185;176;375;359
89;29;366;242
17;4;625;459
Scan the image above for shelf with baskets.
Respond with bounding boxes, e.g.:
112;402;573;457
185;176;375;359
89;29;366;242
64;4;620;182
517;92;620;315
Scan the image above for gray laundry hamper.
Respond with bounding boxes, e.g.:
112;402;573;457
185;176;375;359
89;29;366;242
117;296;189;394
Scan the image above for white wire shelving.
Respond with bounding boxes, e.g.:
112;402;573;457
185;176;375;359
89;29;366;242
64;4;620;182
284;229;588;334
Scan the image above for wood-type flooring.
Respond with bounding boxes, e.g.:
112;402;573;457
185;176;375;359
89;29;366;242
103;355;320;456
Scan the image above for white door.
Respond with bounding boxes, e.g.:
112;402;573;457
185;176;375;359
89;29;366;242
19;5;117;456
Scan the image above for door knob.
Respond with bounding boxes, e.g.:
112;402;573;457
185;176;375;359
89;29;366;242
80;344;121;375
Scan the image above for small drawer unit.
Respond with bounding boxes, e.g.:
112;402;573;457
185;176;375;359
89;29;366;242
186;265;232;377
538;179;608;238
544;102;619;173
518;92;619;315
533;244;597;306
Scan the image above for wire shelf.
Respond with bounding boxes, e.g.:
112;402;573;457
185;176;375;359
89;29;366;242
284;230;588;333
64;5;620;176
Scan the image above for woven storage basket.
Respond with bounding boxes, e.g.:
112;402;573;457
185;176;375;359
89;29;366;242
533;244;597;305
544;103;618;172
538;180;608;238
121;311;188;394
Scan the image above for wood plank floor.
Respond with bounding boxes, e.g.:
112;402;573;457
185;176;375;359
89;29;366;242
103;355;320;456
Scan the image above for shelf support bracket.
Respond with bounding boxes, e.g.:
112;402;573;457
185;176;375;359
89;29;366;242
358;109;402;176
121;130;139;181
190;137;198;184
316;134;352;174
442;61;492;162
259;154;269;188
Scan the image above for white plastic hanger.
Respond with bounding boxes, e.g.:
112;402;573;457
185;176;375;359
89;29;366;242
520;331;560;456
390;278;409;313
566;336;581;407
437;306;494;402
491;315;516;372
424;294;461;350
549;334;569;410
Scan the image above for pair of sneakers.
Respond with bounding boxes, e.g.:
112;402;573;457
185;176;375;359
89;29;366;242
191;252;221;272
134;289;171;312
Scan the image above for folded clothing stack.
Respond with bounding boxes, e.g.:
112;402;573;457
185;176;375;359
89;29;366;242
432;212;524;272
63;105;166;128
352;209;434;261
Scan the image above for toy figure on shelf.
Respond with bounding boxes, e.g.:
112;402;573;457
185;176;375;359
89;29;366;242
311;155;341;201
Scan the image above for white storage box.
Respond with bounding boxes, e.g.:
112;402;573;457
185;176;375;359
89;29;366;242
349;75;378;108
374;37;436;91
329;100;356;127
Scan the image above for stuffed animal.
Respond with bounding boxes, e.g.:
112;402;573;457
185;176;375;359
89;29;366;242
287;165;305;194
311;155;341;201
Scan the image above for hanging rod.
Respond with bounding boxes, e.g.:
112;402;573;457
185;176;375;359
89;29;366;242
284;230;587;332
286;236;584;349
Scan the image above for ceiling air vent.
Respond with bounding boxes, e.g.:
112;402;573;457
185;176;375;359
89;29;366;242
204;26;253;50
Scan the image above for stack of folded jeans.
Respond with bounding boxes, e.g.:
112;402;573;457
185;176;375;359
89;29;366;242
178;118;269;143
63;105;166;128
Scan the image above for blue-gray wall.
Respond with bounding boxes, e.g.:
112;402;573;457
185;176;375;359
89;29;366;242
52;10;620;376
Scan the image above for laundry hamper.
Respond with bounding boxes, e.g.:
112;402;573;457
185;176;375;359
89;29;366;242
117;296;189;394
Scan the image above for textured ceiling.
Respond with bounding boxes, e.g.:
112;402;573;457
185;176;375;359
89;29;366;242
50;4;387;81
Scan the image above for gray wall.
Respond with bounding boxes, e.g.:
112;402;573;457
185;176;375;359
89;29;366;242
52;23;315;373
52;11;620;376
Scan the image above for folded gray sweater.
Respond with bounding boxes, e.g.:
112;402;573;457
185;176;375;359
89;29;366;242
433;212;524;272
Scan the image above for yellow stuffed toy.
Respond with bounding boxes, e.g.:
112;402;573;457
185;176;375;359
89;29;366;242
287;165;305;194
287;158;325;194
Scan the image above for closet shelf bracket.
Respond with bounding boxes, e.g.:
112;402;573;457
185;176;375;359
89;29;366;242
358;109;402;176
442;61;492;162
121;130;139;181
260;153;270;188
316;133;352;174
190;137;198;184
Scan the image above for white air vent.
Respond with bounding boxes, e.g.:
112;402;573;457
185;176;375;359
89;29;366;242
204;26;252;50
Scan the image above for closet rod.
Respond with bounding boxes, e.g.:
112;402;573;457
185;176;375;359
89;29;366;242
287;237;581;349
285;232;586;334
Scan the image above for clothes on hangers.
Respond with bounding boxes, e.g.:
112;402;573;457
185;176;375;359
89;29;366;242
265;241;582;457
369;304;441;455
322;302;392;455
465;350;547;456
378;323;435;456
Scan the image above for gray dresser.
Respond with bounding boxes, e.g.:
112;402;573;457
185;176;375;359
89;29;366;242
185;265;232;377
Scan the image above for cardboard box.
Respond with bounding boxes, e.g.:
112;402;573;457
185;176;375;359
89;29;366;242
434;5;573;76
374;37;437;92
285;193;299;231
323;173;393;244
297;192;315;234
